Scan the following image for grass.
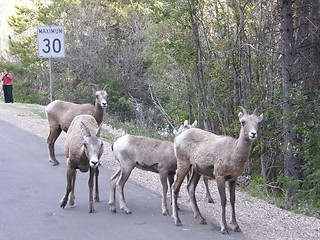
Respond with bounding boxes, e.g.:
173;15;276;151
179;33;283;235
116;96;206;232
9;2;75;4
0;102;46;119
104;113;175;141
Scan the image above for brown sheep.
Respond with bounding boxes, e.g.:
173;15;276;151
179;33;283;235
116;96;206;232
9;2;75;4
172;107;263;234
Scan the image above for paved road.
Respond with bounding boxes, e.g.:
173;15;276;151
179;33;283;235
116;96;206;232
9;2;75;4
0;120;247;240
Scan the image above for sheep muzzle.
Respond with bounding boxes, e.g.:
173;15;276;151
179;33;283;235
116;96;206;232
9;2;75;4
90;158;100;168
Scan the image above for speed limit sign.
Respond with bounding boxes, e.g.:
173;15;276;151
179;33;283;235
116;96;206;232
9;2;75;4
37;26;65;58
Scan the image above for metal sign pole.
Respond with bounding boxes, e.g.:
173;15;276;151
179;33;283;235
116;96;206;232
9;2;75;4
49;58;54;102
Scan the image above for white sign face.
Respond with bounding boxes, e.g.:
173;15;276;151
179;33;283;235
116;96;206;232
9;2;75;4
37;26;65;58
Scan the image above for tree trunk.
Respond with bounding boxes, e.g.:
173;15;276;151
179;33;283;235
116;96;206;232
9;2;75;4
280;0;301;201
187;0;213;132
310;0;320;90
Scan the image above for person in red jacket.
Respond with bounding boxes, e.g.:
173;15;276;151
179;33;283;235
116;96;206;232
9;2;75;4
1;69;14;103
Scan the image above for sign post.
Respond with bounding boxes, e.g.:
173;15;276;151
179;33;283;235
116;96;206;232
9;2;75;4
37;26;65;102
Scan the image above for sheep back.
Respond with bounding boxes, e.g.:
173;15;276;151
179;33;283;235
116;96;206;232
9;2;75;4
46;100;96;132
113;135;176;173
174;128;240;178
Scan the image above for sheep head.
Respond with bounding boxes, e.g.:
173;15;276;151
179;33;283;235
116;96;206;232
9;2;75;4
95;90;108;109
238;106;263;141
81;122;104;168
89;83;108;109
174;120;198;136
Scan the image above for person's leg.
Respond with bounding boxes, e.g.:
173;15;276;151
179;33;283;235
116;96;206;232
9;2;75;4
3;85;8;103
7;85;13;103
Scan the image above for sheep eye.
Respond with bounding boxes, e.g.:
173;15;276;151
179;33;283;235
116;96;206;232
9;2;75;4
241;120;245;126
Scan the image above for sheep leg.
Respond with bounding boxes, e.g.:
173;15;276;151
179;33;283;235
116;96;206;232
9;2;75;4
88;167;95;213
60;167;75;208
116;165;134;214
229;180;241;232
159;172;169;216
203;177;214;203
109;168;120;213
94;167;100;202
167;172;174;206
69;170;77;206
216;176;228;234
187;171;207;224
47;125;62;166
172;165;190;226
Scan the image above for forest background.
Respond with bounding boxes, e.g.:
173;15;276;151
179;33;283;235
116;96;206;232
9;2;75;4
0;0;319;218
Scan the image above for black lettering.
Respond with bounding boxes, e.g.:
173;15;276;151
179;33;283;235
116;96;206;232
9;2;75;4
53;39;61;53
42;38;50;53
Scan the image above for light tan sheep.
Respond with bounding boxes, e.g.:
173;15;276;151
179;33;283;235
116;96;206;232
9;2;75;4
109;120;197;216
60;114;104;213
172;107;263;234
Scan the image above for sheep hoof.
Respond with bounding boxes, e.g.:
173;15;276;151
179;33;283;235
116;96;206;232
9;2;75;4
173;217;182;226
221;228;229;235
60;197;67;208
88;208;95;213
221;230;229;235
50;159;60;166
121;206;132;214
95;197;100;203
175;222;182;227
230;222;241;232
124;210;132;214
162;212;169;216
109;205;116;213
207;197;214;204
199;219;207;225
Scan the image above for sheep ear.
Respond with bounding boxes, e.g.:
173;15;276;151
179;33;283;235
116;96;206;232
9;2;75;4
173;129;178;135
238;112;244;120
81;122;91;139
191;120;198;128
96;123;103;137
183;120;189;126
258;113;264;123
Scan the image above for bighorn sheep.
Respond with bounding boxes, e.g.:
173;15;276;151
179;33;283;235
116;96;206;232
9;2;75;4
109;120;197;216
60;114;104;213
175;121;214;204
45;84;108;166
172;107;263;234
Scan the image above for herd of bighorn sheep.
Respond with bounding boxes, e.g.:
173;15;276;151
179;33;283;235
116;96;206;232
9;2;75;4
45;85;263;235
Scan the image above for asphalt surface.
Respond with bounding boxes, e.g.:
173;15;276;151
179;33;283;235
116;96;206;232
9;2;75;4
0;119;247;240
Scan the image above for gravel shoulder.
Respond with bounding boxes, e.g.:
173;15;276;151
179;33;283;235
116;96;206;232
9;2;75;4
0;102;319;240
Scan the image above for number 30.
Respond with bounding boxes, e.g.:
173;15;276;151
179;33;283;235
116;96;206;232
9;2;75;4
42;38;62;54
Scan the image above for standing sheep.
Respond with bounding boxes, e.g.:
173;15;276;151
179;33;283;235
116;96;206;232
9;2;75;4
60;114;104;213
175;120;214;204
109;120;197;216
171;107;263;234
45;84;108;166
